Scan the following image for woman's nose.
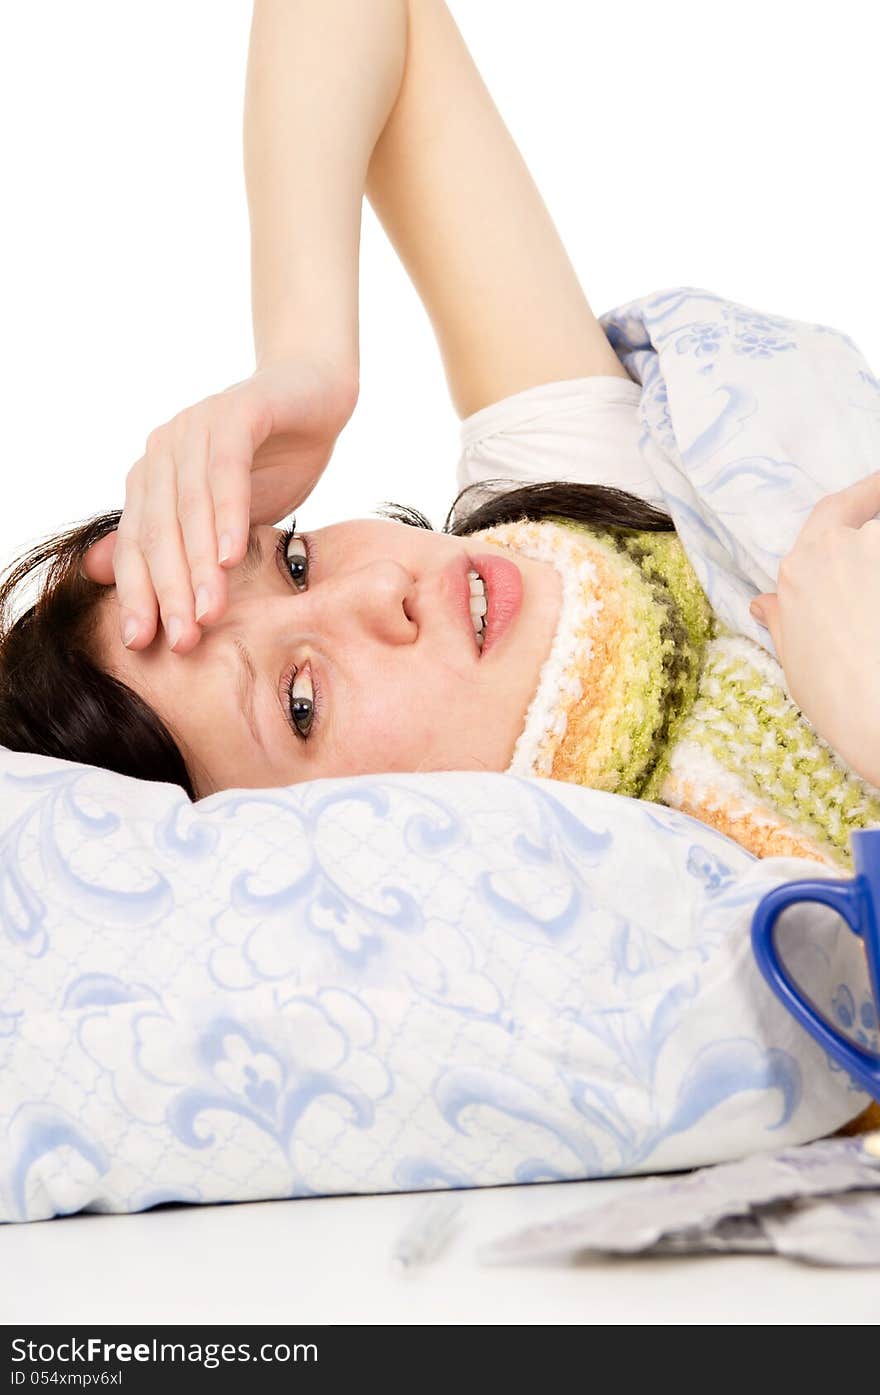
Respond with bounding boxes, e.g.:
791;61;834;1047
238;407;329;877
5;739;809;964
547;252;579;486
269;558;418;645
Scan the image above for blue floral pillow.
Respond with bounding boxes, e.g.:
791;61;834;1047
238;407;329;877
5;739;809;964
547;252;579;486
0;746;868;1222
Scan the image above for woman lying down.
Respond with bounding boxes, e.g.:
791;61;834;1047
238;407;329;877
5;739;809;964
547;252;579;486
2;10;879;1019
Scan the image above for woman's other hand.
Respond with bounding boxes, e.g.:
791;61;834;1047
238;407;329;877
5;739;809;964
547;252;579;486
750;471;880;786
82;358;357;653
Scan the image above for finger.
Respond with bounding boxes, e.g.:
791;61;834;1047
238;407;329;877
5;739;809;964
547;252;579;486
799;470;880;543
109;468;160;647
175;429;247;626
108;461;161;649
178;418;255;605
136;441;206;652
110;529;160;651
112;442;192;652
81;531;117;586
211;426;259;572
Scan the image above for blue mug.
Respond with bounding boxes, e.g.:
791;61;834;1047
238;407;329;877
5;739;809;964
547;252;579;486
751;828;880;1101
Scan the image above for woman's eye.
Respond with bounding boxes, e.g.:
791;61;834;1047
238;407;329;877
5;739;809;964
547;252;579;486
288;661;314;738
285;533;309;591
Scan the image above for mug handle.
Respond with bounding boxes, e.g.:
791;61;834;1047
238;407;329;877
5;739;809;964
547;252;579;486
751;876;880;1098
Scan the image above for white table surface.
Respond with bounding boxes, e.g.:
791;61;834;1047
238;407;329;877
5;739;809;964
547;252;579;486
3;1174;878;1326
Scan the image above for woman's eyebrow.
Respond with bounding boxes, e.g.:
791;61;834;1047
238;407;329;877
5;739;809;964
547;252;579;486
238;525;265;584
223;526;267;749
233;634;265;751
230;524;292;755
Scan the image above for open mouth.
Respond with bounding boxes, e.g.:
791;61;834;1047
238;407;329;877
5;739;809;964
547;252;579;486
466;569;488;651
466;553;523;657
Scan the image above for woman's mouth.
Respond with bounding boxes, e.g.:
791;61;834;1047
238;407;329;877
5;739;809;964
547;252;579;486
466;568;488;650
467;553;523;657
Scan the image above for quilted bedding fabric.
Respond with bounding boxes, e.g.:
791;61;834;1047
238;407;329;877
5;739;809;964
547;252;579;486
0;757;871;1222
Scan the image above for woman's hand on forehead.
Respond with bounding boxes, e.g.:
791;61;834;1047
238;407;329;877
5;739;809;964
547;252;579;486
81;359;357;656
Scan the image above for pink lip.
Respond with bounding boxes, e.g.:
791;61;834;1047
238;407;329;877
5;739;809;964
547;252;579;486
470;553;523;656
441;555;483;656
440;552;524;658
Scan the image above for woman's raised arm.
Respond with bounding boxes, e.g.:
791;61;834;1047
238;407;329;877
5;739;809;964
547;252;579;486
248;0;627;415
367;0;628;417
84;0;410;651
245;0;406;380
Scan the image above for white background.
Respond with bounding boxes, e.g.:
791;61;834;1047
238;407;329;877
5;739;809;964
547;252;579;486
1;0;877;577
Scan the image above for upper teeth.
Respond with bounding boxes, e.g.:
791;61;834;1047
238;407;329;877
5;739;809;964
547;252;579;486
467;569;487;649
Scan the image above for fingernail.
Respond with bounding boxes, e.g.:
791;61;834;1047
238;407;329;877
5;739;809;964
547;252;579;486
218;533;234;564
122;617;139;647
195;586;210;621
167;616;183;650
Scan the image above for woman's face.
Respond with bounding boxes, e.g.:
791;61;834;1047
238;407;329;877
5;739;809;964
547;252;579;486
95;518;562;798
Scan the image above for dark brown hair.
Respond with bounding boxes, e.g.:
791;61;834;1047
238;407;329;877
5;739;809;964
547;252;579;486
0;481;673;799
0;507;197;799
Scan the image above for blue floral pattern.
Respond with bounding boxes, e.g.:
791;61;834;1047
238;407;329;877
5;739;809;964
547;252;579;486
0;755;869;1222
599;285;880;627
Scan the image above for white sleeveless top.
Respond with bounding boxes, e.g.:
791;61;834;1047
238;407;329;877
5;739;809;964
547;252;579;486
456;375;664;508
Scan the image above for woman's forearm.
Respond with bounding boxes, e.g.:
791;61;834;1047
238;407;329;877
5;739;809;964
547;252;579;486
244;0;407;379
366;0;627;416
